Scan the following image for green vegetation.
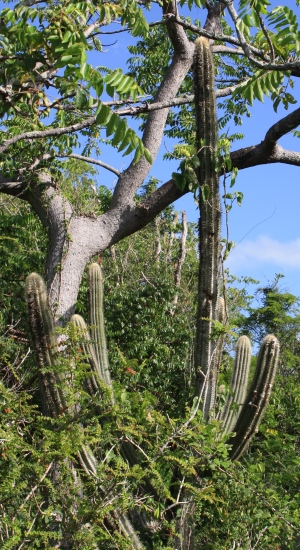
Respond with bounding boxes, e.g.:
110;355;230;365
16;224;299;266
1;189;300;549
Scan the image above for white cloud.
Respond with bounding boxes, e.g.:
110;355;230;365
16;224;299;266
225;235;300;270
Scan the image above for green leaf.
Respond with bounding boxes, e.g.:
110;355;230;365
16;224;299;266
172;171;186;191
76;88;87;110
106;113;119;137
253;79;264;102
144;148;152;164
111;119;127;147
230;167;238;188
117;129;130;152
95;103;111;125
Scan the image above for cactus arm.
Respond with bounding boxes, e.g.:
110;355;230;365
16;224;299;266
193;37;221;420
88;263;112;388
70;314;105;398
25;274;143;548
25;273;66;417
220;335;252;433
229;334;280;460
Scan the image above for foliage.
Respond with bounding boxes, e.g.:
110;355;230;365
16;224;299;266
1;188;300;547
237;274;300;374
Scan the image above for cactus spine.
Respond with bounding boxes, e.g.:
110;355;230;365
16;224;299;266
229;334;280;460
193;37;222;420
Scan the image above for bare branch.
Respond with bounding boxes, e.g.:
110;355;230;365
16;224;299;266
0;177;25;196
0;116;95;155
105;180;187;251
231;106;300;169
212;45;244;55
222;0;258;60
254;8;275;62
56;153;121;176
264;107;300;146
163;13;265;58
232;142;300;170
84;18;106;38
19;152;121;176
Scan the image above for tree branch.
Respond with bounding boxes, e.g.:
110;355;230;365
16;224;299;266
232;142;300;170
231;106;300;169
264;107;300;147
0;83;241;156
21;152;121;176
109;1;194;209
0;117;95;155
163;13;265;58
107;179;188;247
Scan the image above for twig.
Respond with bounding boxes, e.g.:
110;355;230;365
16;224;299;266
13;460;54;520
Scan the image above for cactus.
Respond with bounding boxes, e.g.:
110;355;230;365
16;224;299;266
88;263;112;387
193;37;222;420
70;313;106;399
25;259;280;549
228;334;280;460
25;270;144;550
25;273;66;417
192;37;280;461
220;335;252;433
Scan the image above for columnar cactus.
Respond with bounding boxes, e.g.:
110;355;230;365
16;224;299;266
193;36;222;420
70;313;103;398
229;334;280;460
88;263;112;387
192;37;280;459
220;335;252;433
25;273;66;417
25;268;144;550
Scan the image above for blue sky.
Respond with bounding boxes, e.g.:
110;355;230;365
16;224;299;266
95;1;300;298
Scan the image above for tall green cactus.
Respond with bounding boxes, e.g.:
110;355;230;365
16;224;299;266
192;37;280;461
220;335;252;433
88;263;112;387
25;269;144;550
25;273;66;417
70;313;103;398
229;334;280;460
193;36;222;420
